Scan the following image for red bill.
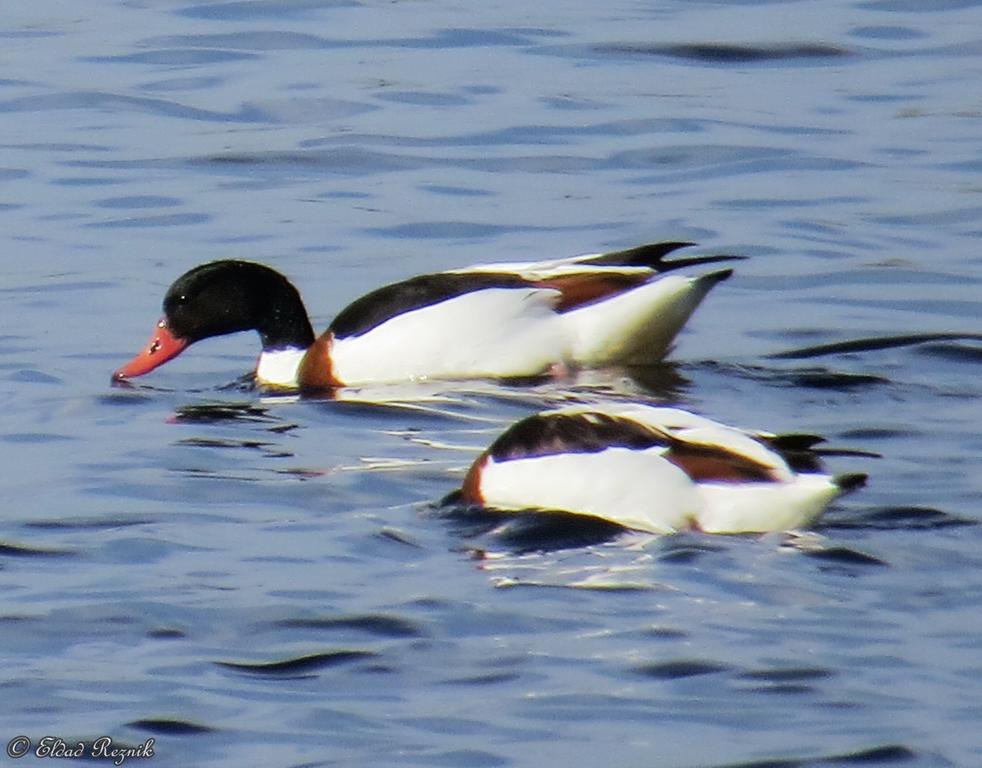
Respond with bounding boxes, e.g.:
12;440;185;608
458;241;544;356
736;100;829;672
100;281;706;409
113;319;188;380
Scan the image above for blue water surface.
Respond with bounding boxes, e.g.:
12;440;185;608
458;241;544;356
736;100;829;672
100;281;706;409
1;0;981;766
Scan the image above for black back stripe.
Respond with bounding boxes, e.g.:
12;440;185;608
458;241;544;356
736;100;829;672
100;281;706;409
489;410;787;484
488;412;669;462
329;272;531;339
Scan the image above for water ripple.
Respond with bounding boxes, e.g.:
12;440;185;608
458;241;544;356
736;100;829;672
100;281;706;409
178;0;361;21
84;49;259;65
632;659;731;679
272;614;425;638
216;650;379;676
128;719;216;735
599;42;854;64
148;27;544;51
0;91;268;122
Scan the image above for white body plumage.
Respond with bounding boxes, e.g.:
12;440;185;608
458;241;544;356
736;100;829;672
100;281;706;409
462;404;865;535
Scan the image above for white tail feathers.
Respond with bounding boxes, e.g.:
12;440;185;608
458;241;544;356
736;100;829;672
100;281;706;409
564;269;732;365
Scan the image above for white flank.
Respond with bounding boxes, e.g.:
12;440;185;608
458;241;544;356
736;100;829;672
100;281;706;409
478;448;699;535
330;270;722;379
694;475;843;534
328;244;727;382
561;274;716;365
330;288;567;385
255;347;307;388
453;253;727;365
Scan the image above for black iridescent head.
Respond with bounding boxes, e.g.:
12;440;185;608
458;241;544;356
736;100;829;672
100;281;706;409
163;260;315;350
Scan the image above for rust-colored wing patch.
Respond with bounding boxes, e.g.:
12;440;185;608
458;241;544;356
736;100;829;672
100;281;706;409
533;272;650;311
663;442;778;483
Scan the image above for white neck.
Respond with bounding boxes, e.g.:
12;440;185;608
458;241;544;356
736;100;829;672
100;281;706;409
255;348;306;388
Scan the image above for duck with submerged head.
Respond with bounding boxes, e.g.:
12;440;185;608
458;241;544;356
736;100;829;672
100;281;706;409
454;402;868;535
113;241;739;390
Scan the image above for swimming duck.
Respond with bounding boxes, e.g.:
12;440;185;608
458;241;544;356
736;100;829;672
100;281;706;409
113;241;737;390
457;403;867;534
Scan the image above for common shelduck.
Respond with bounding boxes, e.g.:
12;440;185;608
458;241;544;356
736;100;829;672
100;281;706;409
456;403;867;535
113;242;736;389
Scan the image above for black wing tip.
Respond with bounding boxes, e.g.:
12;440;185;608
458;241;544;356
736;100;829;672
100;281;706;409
835;472;868;494
697;267;735;287
608;241;696;265
656;251;747;274
595;241;746;271
768;433;826;451
668;253;747;270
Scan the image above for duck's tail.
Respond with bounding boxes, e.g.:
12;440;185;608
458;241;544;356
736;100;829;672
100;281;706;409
834;472;868;494
585;241;746;273
563;267;734;365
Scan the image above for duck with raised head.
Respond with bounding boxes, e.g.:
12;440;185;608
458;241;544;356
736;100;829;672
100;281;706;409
456;403;867;535
113;241;738;390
